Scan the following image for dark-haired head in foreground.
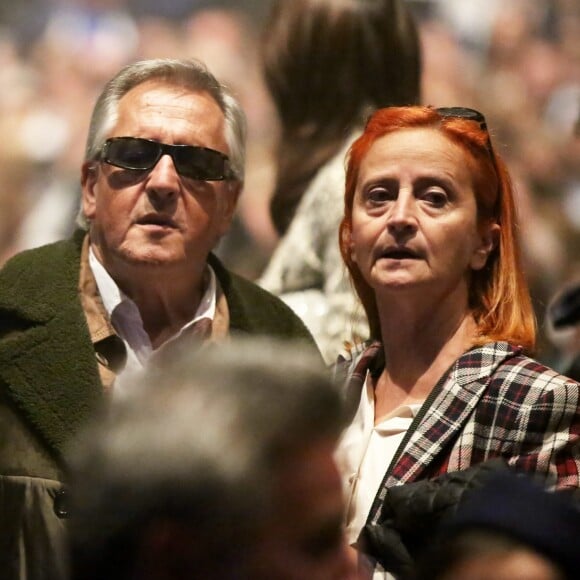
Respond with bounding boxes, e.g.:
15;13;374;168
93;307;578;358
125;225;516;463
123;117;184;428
68;338;356;580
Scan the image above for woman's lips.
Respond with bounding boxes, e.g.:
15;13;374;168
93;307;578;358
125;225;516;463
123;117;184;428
379;247;420;260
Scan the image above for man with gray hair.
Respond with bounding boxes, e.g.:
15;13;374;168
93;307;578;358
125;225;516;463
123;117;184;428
69;339;357;580
0;59;319;580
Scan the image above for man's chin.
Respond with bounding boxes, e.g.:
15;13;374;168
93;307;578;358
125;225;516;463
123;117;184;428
115;247;186;269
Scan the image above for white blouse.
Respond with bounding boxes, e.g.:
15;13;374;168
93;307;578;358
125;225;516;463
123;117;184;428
335;372;422;578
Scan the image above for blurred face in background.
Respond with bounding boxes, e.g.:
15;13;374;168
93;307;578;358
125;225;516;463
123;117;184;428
251;438;357;580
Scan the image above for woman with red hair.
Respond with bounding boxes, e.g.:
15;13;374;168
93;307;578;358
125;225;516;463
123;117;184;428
335;106;580;578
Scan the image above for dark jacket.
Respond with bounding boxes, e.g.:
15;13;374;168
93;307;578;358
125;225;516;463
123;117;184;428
362;460;580;580
359;459;510;578
0;230;320;580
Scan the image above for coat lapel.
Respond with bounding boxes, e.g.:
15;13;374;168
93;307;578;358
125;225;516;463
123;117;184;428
367;342;520;525
386;342;518;487
0;232;103;464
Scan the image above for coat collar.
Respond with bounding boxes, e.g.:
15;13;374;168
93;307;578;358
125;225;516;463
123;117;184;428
0;235;312;465
390;343;519;480
0;230;104;466
0;238;229;465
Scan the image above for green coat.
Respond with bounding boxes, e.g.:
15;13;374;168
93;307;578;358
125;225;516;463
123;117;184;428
0;230;320;580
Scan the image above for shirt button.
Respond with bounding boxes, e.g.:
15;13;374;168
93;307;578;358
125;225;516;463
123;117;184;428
53;487;69;519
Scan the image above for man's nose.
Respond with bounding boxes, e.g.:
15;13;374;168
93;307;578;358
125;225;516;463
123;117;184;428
146;154;181;200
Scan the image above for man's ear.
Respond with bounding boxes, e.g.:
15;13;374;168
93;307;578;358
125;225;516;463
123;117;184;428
471;222;500;271
81;162;98;221
218;180;242;235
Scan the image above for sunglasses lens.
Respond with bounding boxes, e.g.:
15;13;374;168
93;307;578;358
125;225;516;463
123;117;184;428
102;138;230;180
105;138;159;170
186;148;227;180
171;146;227;180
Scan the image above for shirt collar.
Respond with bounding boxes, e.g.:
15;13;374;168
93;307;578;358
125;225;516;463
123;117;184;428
88;247;125;318
88;246;217;330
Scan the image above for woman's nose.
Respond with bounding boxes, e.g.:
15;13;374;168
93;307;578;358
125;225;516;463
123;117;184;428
387;192;417;233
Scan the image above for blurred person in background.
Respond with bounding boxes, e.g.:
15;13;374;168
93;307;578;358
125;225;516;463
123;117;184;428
545;109;580;380
258;0;422;364
69;338;358;580
546;277;580;381
0;57;319;580
334;105;580;578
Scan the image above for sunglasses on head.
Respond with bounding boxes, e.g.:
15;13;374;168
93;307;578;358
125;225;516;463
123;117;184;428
436;107;487;129
436;106;495;155
437;106;501;212
99;137;233;181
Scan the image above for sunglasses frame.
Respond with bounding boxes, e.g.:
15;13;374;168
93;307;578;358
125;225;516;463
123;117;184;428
435;106;496;157
100;137;233;181
435;106;502;215
435;106;488;130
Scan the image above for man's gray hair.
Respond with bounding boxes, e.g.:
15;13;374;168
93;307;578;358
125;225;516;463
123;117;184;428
68;338;344;580
77;58;247;228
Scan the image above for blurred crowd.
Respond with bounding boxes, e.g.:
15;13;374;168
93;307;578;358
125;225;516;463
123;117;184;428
0;0;578;363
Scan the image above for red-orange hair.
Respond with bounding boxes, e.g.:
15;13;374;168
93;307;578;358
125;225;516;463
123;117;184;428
339;106;536;352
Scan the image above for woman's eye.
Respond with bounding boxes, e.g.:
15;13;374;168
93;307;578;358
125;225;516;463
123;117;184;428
366;186;394;204
423;190;448;207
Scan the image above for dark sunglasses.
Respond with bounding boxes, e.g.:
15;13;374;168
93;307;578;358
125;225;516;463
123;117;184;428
436;106;488;130
435;106;495;155
100;137;233;181
437;106;501;211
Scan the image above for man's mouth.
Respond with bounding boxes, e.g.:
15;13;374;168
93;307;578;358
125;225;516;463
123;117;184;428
135;214;177;229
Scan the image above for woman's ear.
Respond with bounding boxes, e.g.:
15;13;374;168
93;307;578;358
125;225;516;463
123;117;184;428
349;242;357;264
341;225;357;263
471;222;500;271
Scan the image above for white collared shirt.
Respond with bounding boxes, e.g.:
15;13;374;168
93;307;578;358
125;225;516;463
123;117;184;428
89;247;216;390
335;373;422;579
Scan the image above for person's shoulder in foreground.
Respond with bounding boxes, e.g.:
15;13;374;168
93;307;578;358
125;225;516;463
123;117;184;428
68;337;357;580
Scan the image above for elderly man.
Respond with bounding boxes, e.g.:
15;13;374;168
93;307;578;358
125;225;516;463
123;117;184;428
68;339;357;580
0;59;318;580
